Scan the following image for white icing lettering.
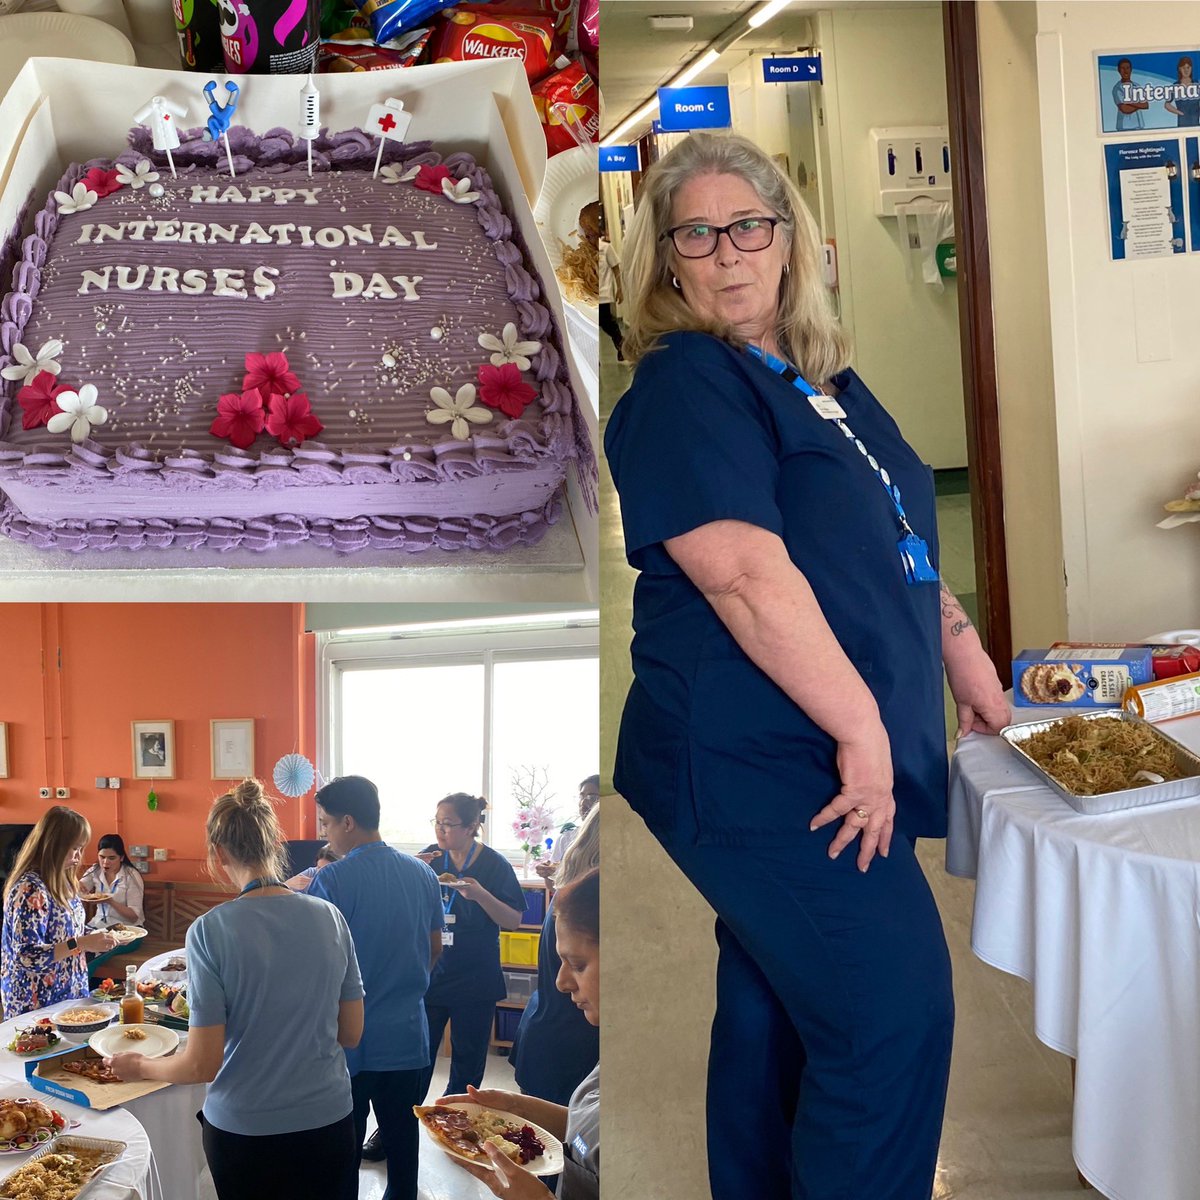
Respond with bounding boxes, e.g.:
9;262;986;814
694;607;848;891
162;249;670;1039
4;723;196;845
273;189;296;205
297;226;314;247
413;231;438;250
94;224;127;244
253;266;279;298
74;224;94;245
149;266;180;292
345;225;373;246
267;223;296;245
190;185;220;203
180;269;208;294
78;267;113;294
209;225;237;243
218;186;246;204
212;268;247;297
392;275;423;301
152;220;181;242
116;265;149;290
362;273;397;299
248;186;274;204
125;220;154;240
239;222;275;245
180;222;208;243
315;227;345;248
330;271;363;298
379;226;411;248
295;188;320;205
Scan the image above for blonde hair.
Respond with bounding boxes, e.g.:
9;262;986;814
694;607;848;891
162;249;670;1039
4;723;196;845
622;132;851;383
206;778;287;885
558;803;599;888
5;807;90;906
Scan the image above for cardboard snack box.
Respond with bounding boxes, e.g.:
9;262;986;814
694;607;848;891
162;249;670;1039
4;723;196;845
1012;647;1155;708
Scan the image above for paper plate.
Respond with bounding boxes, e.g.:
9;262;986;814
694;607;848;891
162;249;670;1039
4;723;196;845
534;145;599;321
417;1103;564;1177
88;1023;178;1060
0;13;135;103
108;926;147;944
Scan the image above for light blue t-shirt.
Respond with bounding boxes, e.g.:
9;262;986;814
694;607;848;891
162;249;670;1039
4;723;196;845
308;841;442;1074
1113;79;1145;130
187;891;363;1137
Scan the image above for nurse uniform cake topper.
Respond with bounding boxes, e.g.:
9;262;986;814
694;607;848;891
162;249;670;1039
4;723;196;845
132;95;189;178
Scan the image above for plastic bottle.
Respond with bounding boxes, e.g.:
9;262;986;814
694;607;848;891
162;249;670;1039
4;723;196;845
1123;671;1200;722
120;964;144;1025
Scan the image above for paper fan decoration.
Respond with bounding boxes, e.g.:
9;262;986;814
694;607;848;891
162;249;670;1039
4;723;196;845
273;754;315;797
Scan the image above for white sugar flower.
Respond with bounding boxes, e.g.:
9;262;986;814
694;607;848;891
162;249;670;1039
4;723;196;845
441;176;481;205
53;183;98;215
47;384;108;444
478;323;541;372
1;339;64;383
426;384;493;441
380;163;421;185
115;159;160;189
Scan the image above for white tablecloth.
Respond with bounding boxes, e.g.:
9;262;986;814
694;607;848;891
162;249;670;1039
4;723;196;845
947;707;1200;1200
0;1007;206;1200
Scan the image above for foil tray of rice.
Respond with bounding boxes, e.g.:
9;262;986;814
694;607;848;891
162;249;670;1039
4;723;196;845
1001;710;1200;814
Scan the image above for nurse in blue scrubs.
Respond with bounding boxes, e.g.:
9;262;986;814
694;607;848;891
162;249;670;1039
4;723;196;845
419;793;525;1099
604;132;1010;1200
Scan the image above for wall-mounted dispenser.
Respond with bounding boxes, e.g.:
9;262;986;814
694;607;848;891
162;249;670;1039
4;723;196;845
869;126;951;216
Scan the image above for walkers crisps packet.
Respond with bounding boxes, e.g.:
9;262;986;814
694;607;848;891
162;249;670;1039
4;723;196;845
430;6;563;82
531;58;598;155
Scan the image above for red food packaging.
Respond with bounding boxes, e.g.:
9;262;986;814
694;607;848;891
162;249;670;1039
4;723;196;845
576;0;597;58
431;6;562;82
531;59;598;156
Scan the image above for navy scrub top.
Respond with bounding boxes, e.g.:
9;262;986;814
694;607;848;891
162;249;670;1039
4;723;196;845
424;842;526;1007
604;331;948;846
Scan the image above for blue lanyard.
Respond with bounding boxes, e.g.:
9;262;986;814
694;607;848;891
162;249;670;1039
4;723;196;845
441;843;481;922
747;346;939;585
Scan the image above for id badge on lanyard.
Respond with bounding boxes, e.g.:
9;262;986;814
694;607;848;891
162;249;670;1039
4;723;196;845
748;346;939;586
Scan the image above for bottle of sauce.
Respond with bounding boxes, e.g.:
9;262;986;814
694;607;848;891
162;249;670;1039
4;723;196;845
120;964;144;1025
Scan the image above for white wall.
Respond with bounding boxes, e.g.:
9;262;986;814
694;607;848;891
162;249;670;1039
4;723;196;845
1033;1;1200;635
820;4;967;469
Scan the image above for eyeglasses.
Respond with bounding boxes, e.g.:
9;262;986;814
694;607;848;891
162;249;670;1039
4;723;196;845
431;820;463;831
660;216;781;259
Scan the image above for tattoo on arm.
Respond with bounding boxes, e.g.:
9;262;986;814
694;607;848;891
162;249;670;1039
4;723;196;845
940;583;974;637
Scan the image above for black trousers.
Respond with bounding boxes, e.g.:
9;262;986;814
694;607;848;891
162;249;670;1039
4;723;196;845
352;1067;426;1200
598;303;623;355
421;998;496;1098
200;1111;357;1200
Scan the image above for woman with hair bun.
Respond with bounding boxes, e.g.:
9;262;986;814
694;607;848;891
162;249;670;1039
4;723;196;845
418;792;525;1099
106;779;365;1200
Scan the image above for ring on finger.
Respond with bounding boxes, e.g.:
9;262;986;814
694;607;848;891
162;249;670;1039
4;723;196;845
854;808;869;820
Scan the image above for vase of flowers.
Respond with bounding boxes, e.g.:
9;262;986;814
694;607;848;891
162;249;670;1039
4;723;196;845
510;765;557;874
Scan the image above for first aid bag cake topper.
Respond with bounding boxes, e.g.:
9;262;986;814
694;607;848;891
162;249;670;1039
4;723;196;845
366;98;413;179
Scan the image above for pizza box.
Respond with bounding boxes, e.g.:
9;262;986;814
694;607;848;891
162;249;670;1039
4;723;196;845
0;58;598;600
25;1044;170;1110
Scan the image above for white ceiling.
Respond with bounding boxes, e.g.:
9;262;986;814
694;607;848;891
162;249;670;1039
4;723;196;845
599;1;931;140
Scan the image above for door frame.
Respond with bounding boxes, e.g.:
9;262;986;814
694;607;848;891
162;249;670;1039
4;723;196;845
943;0;1013;682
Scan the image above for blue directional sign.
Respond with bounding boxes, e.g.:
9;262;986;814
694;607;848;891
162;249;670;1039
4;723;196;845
651;119;664;134
762;55;823;83
599;145;641;173
656;86;731;131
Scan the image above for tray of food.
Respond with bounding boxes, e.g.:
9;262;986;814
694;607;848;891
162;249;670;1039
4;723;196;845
0;1135;126;1200
414;1103;563;1176
1000;710;1200;814
0;1096;70;1153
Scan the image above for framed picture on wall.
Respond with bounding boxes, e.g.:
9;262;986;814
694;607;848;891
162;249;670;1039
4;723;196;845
131;720;175;780
211;719;254;780
0;724;7;779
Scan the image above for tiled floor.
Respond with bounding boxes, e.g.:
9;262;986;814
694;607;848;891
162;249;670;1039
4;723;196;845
599;333;1098;1198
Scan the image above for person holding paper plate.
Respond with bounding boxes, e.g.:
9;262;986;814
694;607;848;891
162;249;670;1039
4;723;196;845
605;132;1009;1200
79;834;145;931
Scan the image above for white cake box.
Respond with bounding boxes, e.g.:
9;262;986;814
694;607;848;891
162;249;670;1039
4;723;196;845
0;58;598;598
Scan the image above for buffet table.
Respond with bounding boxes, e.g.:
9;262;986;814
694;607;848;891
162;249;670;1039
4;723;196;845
0;1006;206;1200
947;706;1200;1200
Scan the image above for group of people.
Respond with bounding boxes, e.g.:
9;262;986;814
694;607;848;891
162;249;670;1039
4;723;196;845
0;776;601;1200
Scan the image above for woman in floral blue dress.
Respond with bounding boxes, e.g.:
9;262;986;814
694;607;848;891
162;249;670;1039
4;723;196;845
1;808;118;1019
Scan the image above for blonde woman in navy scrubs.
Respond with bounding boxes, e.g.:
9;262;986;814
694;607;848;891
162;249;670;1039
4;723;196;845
604;132;1010;1200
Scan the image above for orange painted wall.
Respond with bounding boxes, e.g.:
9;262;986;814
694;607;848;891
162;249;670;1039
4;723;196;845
0;605;316;882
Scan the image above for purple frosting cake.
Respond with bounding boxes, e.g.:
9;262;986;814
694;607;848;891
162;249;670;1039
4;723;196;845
0;124;595;553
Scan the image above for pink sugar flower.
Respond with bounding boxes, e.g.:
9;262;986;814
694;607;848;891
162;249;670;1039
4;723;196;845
210;387;267;450
266;391;323;448
477;362;537;420
414;164;453;195
81;167;122;198
243;351;301;397
17;371;72;430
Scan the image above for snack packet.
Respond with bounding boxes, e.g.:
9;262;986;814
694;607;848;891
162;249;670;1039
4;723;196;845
319;24;433;69
531;58;599;156
431;6;562;82
576;0;596;58
351;0;455;47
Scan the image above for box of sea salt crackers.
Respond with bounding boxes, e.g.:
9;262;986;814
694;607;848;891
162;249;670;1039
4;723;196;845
1012;647;1154;708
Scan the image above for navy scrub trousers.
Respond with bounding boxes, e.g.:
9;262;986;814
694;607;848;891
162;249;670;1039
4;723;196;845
666;838;953;1200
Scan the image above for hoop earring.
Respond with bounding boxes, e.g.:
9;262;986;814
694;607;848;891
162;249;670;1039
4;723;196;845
671;275;681;290
783;264;790;275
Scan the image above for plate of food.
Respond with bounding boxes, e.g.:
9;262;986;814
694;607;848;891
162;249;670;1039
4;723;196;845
80;892;114;904
0;1134;126;1197
51;1004;117;1038
436;873;467;887
105;925;147;945
136;950;185;984
0;1096;70;1153
4;1020;62;1059
88;1023;178;1060
89;978;123;1002
534;144;599;320
414;1103;563;1176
